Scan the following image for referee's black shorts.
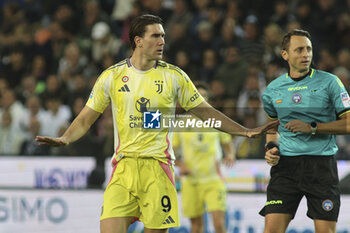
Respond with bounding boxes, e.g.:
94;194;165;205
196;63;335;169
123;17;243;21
259;155;340;221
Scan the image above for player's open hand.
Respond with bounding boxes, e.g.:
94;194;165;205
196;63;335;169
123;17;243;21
284;120;310;133
35;136;68;147
246;120;280;138
223;156;235;167
265;147;280;166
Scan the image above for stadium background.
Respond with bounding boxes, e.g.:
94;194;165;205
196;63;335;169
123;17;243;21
0;0;350;232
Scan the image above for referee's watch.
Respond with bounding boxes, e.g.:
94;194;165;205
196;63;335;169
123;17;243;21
310;122;318;135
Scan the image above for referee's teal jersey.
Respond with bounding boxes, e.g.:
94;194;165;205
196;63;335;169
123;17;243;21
262;68;350;156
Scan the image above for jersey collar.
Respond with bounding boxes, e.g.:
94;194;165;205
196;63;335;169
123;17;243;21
127;57;132;67
287;68;314;82
154;60;159;69
127;57;159;69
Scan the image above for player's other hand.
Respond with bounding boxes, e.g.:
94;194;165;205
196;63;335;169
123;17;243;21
223;156;235;168
35;136;68;147
284;120;310;133
246;120;280;138
265;147;280;166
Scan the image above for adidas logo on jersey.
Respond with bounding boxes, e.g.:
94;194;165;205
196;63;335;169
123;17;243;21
163;216;175;224
118;84;130;92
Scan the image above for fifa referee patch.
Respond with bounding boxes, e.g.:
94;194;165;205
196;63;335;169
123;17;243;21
340;92;350;107
322;200;333;211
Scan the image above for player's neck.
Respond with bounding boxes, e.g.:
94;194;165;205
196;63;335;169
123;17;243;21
289;68;310;79
130;53;156;71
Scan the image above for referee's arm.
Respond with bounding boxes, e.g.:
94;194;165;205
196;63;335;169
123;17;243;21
313;111;350;134
284;111;350;134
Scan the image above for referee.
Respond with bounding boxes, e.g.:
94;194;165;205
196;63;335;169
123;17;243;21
260;29;350;233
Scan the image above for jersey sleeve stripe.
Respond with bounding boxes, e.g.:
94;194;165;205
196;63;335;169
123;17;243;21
266;114;278;120
338;109;350;118
107;60;127;70
169;67;189;83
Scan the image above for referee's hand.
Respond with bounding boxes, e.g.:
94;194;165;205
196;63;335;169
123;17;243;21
265;147;280;166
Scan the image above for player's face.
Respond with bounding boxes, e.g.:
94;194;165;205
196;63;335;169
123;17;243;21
282;35;312;74
141;24;165;60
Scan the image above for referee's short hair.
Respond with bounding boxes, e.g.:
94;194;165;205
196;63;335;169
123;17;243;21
282;29;311;51
129;14;163;50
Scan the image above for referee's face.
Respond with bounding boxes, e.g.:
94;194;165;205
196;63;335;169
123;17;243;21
282;35;313;74
140;24;165;61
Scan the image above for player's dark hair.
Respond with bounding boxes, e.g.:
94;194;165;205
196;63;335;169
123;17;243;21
282;29;311;51
129;14;163;50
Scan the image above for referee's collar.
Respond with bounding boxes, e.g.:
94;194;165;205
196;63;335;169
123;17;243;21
288;69;312;82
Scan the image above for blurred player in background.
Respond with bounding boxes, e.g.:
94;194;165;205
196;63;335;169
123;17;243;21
261;29;350;233
173;82;235;233
36;14;278;233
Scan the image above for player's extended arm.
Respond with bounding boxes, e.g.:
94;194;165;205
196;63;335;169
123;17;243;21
36;106;101;146
190;101;279;138
285;112;350;134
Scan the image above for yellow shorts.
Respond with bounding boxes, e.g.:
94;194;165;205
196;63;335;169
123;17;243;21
181;178;227;218
101;157;179;229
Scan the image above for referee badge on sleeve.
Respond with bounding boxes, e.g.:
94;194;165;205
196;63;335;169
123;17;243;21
340;92;350;107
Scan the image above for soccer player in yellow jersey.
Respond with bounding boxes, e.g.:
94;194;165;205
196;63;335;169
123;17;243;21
36;14;278;233
173;83;235;233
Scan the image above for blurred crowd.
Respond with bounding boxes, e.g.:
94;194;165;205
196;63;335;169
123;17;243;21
0;0;349;161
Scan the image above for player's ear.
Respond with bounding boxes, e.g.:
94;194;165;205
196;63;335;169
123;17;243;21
135;36;143;48
281;49;288;61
